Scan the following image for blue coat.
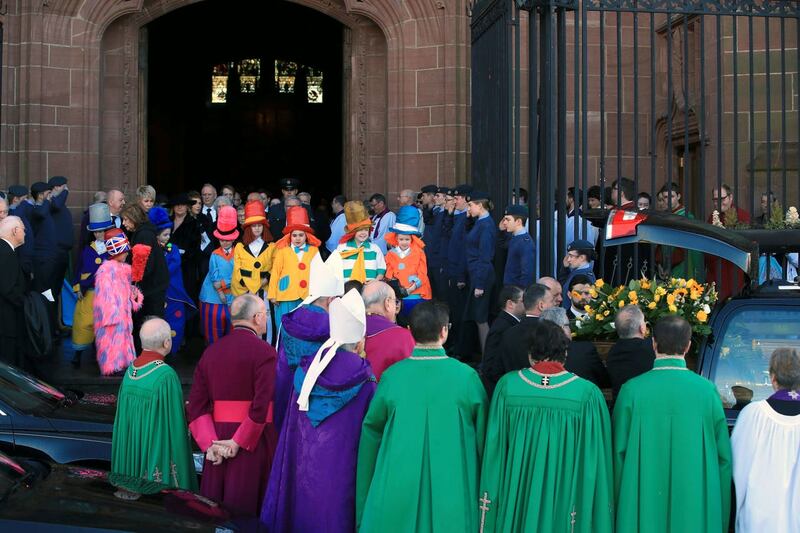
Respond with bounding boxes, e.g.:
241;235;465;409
444;210;468;283
423;206;446;269
30;199;59;260
465;215;496;290
504;232;535;288
50;189;73;251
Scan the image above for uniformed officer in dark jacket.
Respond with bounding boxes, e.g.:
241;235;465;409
48;176;73;327
29;181;62;337
267;178;316;237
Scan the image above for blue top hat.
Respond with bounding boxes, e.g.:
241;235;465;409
148;206;172;231
86;203;114;232
389;205;421;236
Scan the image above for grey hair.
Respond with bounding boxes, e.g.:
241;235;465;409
770;348;800;390
93;191;107;204
230;294;262;322
362;281;393;310
284;195;301;207
139;317;172;351
215;196;233;208
298;192;311;203
615;304;645;339
540;307;570;328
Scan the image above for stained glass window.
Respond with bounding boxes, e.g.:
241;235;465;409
211;63;230;104
275;60;298;94
239;58;260;94
306;67;323;104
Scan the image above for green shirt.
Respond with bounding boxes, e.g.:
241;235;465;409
613;357;732;533
111;360;198;491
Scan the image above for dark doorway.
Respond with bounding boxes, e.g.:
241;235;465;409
146;0;344;204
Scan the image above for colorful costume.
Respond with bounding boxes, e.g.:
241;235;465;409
163;243;196;353
268;206;321;327
199;206;239;345
112;350;198;491
384;206;432;316
71;241;108;350
328;201;385;283
188;327;278;517
478;362;614;533
356;347;488;533
93;229;143;375
262;290;376;532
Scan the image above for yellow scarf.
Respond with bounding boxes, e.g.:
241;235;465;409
339;245;367;282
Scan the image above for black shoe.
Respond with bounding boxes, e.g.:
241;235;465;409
71;351;82;369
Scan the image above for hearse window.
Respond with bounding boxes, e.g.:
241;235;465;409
712;307;800;410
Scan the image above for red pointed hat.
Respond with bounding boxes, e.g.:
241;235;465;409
214;205;240;240
243;200;267;227
282;206;315;236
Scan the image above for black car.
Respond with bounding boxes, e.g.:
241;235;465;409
604;209;800;427
0;363;114;467
0;451;254;531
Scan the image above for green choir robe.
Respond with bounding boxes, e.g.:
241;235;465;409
478;367;614;533
112;359;198;491
613;357;732;533
356;347;488;533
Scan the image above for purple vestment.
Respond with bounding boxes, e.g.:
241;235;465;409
261;349;376;533
273;304;330;432
364;314;415;381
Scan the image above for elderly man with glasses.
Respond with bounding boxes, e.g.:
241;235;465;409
362;280;415;381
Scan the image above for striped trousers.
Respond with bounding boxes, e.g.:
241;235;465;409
200;302;231;345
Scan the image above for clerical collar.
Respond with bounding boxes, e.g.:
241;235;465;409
519;365;578;389
409;346;447;360
652;356;689;371
233;325;259;336
132;350;165;368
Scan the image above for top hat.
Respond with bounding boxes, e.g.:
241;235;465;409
243;200;267;227
344;201;372;233
283;206;315;235
148;206;172;232
389;206;422;236
214;205;240;241
87;203;114;232
167;193;193;208
104;228;130;257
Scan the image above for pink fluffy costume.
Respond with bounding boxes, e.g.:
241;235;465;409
93;229;144;375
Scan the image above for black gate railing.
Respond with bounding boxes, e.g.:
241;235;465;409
472;0;800;285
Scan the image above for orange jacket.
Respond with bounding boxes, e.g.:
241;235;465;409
385;241;431;300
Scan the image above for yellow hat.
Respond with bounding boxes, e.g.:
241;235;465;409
344;201;372;233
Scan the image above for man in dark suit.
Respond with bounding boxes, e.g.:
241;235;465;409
267;178;316;238
481;284;525;394
606;303;655;400
498;283;555;377
540;307;610;390
0;216;28;367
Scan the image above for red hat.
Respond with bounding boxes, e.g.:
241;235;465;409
214;205;240;241
282;206;315;236
104;228;130;256
243;200;267;227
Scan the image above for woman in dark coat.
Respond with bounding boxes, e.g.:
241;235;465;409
168;194;201;300
121;203;169;350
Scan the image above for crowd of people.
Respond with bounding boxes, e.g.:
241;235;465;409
0;175;799;532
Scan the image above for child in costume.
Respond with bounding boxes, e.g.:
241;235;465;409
149;206;196;355
71;203;113;368
329;201;385;283
384;205;432;319
199;205;239;345
268;205;321;328
93;228;143;375
233;200;276;341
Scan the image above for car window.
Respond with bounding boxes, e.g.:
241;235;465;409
0;362;64;413
711;306;800;410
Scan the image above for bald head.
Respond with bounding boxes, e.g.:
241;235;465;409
362;281;398;322
139;317;172;355
537;276;563;307
230;294;268;336
107;189;125;215
0;215;25;247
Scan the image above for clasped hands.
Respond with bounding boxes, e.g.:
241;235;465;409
205;439;240;466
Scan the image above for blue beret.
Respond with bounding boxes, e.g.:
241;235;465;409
48;175;68;187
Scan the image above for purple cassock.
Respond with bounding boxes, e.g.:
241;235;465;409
261;348;376;533
273;304;330;432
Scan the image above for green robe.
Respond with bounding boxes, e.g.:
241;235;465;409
111;360;198;491
662;208;704;281
478;368;614;533
356;347;488;533
613;357;732;533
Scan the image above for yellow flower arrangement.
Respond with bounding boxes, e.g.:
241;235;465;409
573;276;718;343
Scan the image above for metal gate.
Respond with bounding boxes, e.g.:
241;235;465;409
472;0;800;282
